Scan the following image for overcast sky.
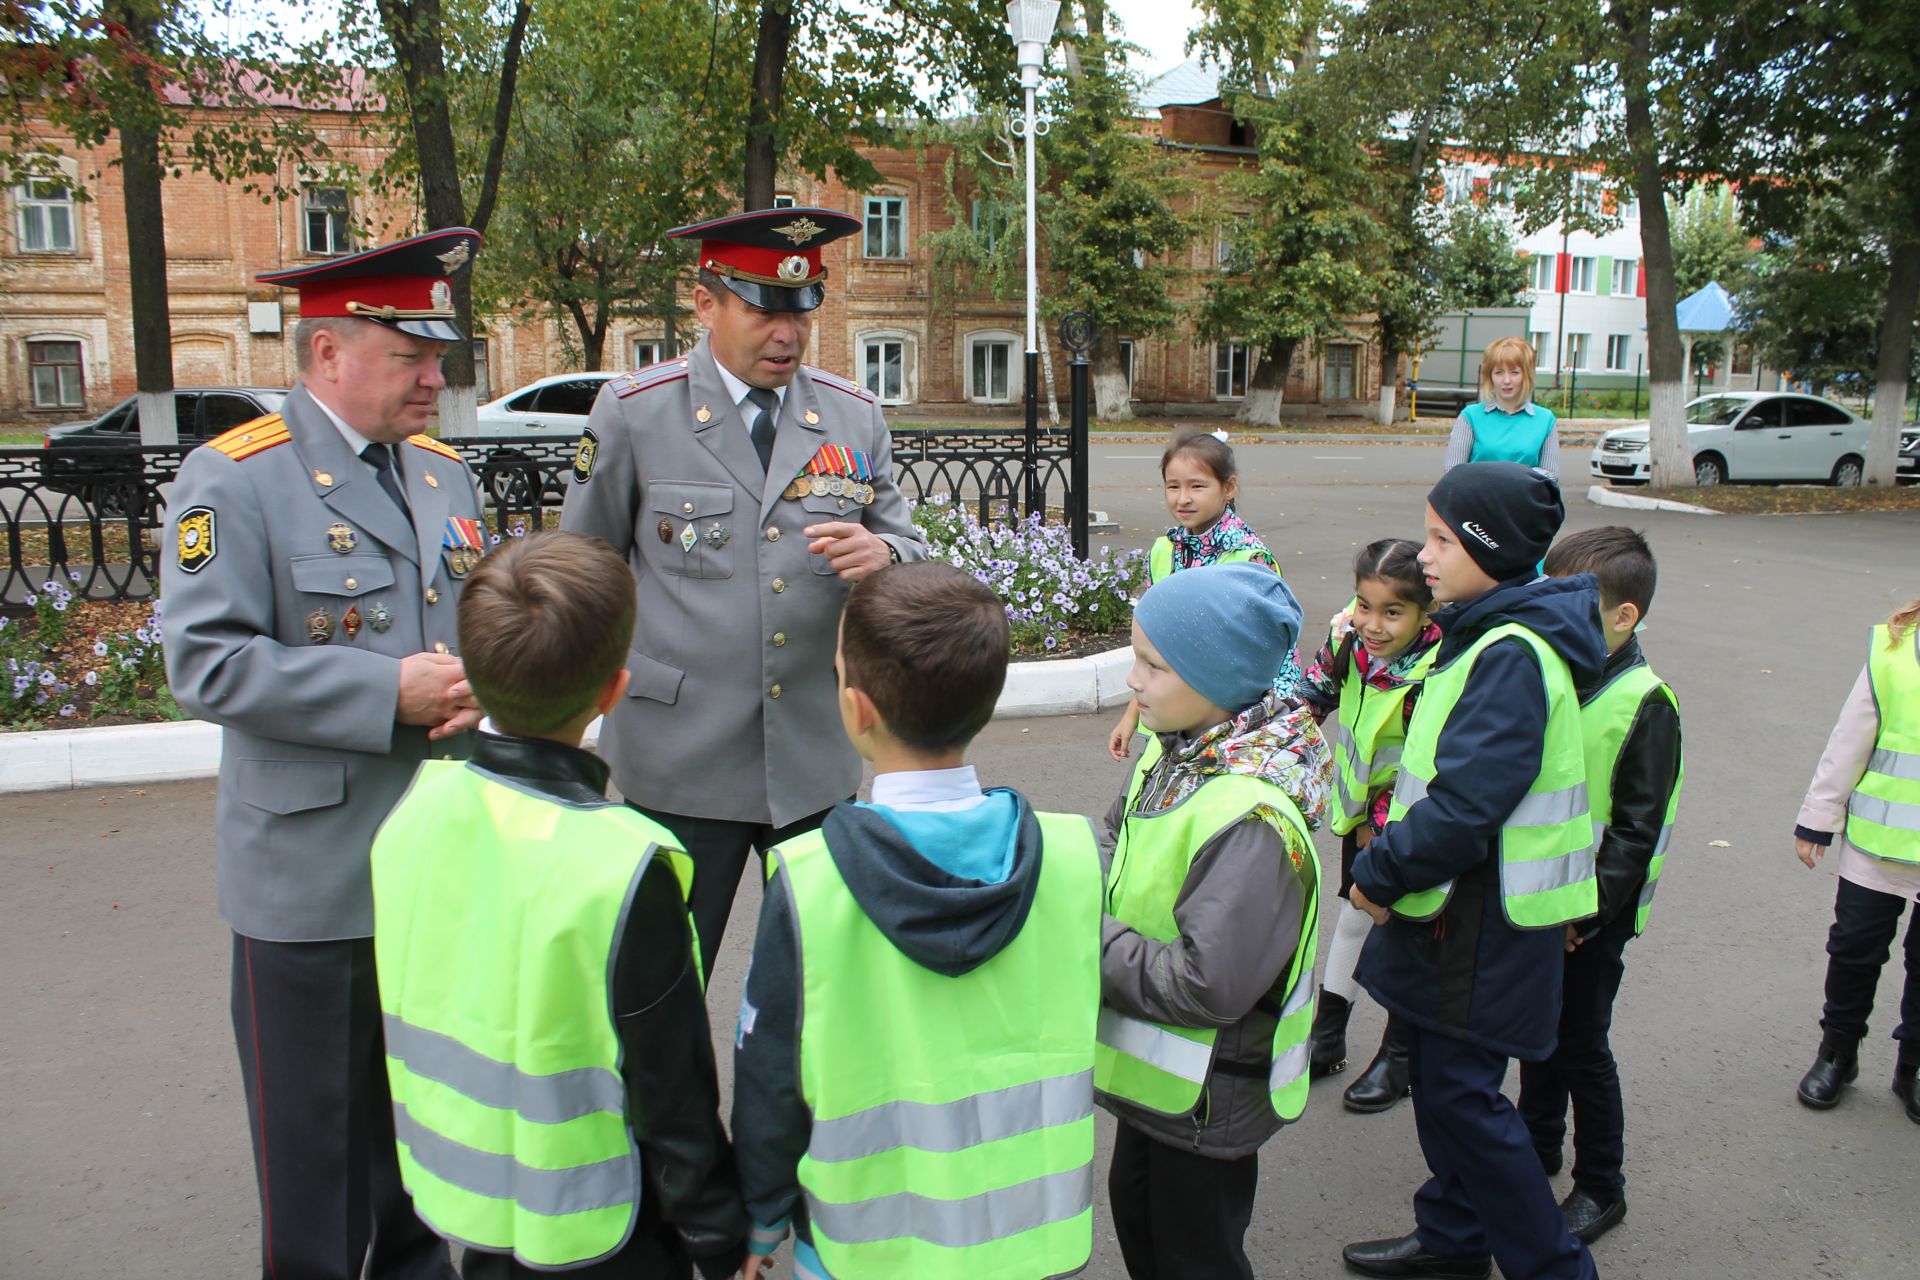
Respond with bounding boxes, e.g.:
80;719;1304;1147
1104;0;1201;76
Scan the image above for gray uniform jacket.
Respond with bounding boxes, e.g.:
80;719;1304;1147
161;384;484;942
560;338;926;827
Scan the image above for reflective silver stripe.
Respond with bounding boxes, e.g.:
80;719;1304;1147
1637;876;1659;909
393;1104;636;1215
385;1015;625;1125
1323;720;1370;819
1267;1040;1311;1095
1652;822;1675;858
795;1259;829;1280
808;1162;1092;1249
1097;1008;1212;1084
1850;792;1920;833
1393;770;1430;809
1506;783;1589;829
1373;744;1405;774
1279;968;1315;1020
1868;746;1920;782
749;1223;787;1251
807;1071;1094;1164
1504;844;1596;898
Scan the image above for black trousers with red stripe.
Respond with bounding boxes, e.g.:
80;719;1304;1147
230;933;455;1280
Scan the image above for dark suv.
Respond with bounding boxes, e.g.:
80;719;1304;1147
39;388;286;510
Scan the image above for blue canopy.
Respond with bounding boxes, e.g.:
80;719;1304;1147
1674;281;1738;334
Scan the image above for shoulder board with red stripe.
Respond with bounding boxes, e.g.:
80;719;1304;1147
207;414;289;460
805;365;876;404
612;359;692;399
406;433;463;461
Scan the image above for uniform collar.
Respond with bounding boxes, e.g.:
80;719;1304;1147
305;383;394;466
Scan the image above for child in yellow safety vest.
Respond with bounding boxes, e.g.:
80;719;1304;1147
1516;526;1685;1248
1295;538;1441;1115
1792;592;1920;1124
1099;561;1330;1279
733;562;1105;1280
1108;431;1300;761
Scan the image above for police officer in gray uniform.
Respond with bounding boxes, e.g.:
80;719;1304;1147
562;208;926;974
161;229;489;1280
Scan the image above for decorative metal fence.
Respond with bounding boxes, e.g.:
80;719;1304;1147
1;427;1082;611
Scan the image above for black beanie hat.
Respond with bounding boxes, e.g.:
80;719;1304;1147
1427;462;1565;582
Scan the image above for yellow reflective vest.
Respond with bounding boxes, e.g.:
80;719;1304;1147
1848;624;1920;864
1579;661;1684;934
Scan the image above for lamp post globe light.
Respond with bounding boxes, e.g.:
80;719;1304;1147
1006;0;1059;516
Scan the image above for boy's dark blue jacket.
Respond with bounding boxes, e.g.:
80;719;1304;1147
1351;572;1607;1060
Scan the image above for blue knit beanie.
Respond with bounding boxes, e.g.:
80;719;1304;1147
1134;562;1303;715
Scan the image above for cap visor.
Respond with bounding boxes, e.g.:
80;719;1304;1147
392;318;465;342
719;277;824;314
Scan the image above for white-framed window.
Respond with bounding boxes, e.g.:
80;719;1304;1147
1573;173;1604;218
1214;341;1250;399
631;338;665;368
1216;229;1236;269
15;176;75;253
1619;193;1640;221
1567;256;1596;294
1443;166;1474;206
27;339;85;408
1117;339;1136;398
773;194;797;209
1611;258;1638;295
471;339;491;401
1564;332;1590;370
1324;343;1358;399
1527;254;1556;293
863;196;906;259
970;199;1009;252
303;186;351;256
966;332;1016;403
1530;331;1552;369
1605;334;1632;371
859;333;914;404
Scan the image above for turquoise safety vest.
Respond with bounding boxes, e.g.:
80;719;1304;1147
1386;622;1597;929
1847;624;1920;864
768;811;1102;1280
1096;735;1320;1122
1463;401;1557;467
371;760;694;1269
1579;661;1684;934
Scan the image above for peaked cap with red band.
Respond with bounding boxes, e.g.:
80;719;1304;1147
668;207;860;313
256;227;483;342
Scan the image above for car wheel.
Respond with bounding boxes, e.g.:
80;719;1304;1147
1693;453;1727;487
1829;454;1864;487
85;479;143;517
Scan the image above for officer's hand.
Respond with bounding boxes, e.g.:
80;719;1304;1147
1564;923;1583;953
430;705;485;741
1349;884;1390;925
803;522;891;581
397;652;477;729
1795;837;1823;869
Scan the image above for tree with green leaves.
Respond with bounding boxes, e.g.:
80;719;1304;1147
1669;184;1754;298
1435;204;1528;310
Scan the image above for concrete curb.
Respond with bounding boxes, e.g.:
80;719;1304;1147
1585;484;1721;516
0;645;1132;795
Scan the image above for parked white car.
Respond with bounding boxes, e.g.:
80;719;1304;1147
1589;392;1871;487
468;372;622;440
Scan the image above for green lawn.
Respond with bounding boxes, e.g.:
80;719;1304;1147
1;429;44;447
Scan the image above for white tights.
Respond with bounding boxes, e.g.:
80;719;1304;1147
1322;897;1375;1002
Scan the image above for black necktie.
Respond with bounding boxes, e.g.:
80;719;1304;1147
362;442;411;517
745;388;779;474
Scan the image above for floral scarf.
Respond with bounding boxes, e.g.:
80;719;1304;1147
1164;507;1278;574
1137;690;1333;837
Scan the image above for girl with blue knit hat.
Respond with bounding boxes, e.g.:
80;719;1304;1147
1096;562;1333;1280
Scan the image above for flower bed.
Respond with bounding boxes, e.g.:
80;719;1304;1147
911;498;1145;657
3;577;176;729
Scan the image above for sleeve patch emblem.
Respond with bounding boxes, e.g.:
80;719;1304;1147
176;506;217;573
572;428;599;484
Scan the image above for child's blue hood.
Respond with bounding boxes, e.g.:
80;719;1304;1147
1433;572;1607;689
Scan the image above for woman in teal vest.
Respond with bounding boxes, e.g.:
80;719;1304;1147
1792;594;1920;1121
1441;335;1561;477
1099;563;1330;1280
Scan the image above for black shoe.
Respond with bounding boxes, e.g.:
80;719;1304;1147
1311;990;1353;1079
1561;1187;1626;1244
1345;1016;1410;1114
1797;1036;1860;1109
1894;1065;1920;1124
1342;1233;1492;1278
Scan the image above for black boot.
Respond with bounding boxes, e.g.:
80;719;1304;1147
1311;990;1353;1079
1345;1015;1411;1113
1796;1034;1859;1110
1893;1063;1920;1124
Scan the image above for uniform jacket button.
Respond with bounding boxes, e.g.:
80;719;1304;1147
425;588;439;604
770;683;782;699
772;632;786;647
344;577;358;591
771;578;785;593
766;526;780;542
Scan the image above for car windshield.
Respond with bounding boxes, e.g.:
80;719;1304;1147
1687;397;1748;426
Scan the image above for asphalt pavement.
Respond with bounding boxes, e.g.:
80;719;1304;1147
5;443;1919;1278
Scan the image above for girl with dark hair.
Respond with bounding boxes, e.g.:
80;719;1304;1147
1295;539;1442;1112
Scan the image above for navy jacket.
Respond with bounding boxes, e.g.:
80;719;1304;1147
1351;573;1607;1060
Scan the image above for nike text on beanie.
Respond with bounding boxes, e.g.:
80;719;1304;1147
1134;562;1303;716
1427;461;1566;582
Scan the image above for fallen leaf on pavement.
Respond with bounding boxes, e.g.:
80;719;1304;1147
1708;839;1732;848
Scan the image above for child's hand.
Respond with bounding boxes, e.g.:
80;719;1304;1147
1564;923;1583;953
1795;837;1823;869
1108;703;1141;762
743;1255;772;1280
1349;884;1390;925
1330;608;1354;638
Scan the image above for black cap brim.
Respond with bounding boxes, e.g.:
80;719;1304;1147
384;317;465;342
716;276;825;314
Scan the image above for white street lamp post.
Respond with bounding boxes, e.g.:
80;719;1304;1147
1005;0;1058;516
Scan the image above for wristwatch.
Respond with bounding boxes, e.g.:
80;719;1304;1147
886;540;902;564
